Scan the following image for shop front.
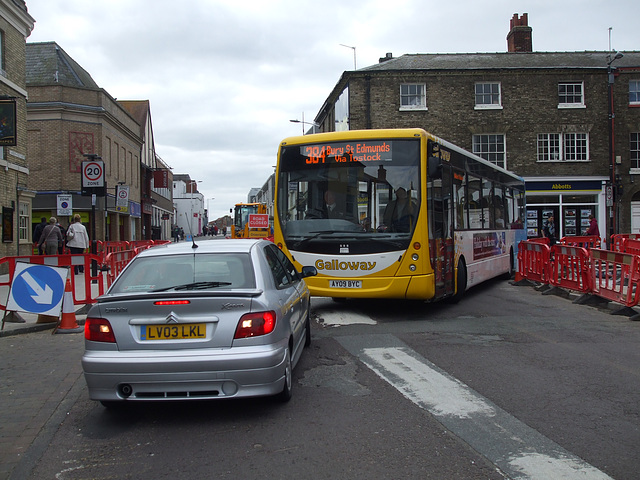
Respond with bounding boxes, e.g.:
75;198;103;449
524;177;607;243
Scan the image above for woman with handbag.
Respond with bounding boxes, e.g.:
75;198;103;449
66;214;90;274
38;217;63;256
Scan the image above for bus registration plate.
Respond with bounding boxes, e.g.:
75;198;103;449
330;280;362;289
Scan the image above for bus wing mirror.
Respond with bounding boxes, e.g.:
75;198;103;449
428;156;442;179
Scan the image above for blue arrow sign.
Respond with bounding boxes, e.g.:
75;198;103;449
7;263;68;316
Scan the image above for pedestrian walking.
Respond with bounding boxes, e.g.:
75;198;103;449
33;217;47;255
66;214;90;274
585;214;600;237
543;214;557;246
38;217;63;255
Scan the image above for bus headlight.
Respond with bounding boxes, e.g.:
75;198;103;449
409;264;416;271
412;253;419;261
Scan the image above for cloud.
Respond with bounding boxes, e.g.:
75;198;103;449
25;0;639;220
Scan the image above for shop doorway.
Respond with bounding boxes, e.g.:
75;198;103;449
526;206;558;238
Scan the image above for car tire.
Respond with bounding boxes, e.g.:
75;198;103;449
304;310;312;347
276;346;293;402
100;401;123;410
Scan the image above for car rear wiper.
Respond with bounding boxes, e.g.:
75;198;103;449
151;281;232;292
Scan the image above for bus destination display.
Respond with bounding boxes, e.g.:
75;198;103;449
301;141;392;165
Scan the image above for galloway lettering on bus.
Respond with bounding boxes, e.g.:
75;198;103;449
315;259;377;271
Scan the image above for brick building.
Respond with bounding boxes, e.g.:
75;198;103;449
26;42;143;245
312;14;640;240
0;0;34;257
118;100;173;241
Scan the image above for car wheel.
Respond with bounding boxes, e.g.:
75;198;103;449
100;401;123;410
276;346;293;402
304;310;312;347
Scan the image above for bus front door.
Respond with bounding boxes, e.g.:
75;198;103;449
430;164;455;299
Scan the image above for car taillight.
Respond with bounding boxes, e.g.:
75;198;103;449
85;318;116;343
234;311;276;339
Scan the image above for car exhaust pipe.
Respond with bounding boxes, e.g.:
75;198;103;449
118;384;133;398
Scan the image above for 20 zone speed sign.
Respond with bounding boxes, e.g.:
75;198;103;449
82;160;105;187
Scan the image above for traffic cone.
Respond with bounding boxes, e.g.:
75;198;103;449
55;277;83;334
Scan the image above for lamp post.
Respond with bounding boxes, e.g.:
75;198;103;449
289;113;319;135
339;44;357;70
608;51;623;241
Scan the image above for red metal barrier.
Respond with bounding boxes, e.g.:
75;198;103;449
589;249;640;308
549;244;591;293
0;254;108;309
620;238;640;256
558;235;601;249
104;249;138;286
610;234;640;252
518;240;551;284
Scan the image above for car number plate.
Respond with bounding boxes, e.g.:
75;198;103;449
141;324;206;340
330;280;362;289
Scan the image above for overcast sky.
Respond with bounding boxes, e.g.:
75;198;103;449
24;0;638;221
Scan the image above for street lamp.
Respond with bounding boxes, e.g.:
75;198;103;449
607;51;623;240
290;113;319;135
339;43;357;70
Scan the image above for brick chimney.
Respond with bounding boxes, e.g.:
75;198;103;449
507;13;532;52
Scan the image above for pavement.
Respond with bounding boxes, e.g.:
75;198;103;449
0;307;87;480
0;309;86;337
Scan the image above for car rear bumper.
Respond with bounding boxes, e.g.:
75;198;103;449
82;343;288;401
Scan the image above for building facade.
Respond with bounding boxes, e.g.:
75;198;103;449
26;42;143;245
0;0;34;257
173;174;204;237
312;14;640;242
118;100;173;241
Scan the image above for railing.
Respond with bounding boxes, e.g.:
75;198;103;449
517;236;640;314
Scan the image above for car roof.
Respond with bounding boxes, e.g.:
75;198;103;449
136;239;268;258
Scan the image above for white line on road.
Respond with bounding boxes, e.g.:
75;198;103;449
338;334;612;480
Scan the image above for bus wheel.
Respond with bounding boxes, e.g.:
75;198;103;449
502;246;515;279
451;258;467;304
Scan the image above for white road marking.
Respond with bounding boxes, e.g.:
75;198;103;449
363;347;495;419
318;310;377;326
338;335;612;480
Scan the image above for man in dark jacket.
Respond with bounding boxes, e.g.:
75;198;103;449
543;214;557;246
33;217;47;255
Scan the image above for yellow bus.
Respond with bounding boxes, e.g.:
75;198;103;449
231;203;270;239
273;128;526;301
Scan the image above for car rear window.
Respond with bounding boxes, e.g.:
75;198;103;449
110;253;256;293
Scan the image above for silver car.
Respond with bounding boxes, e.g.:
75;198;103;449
82;239;317;407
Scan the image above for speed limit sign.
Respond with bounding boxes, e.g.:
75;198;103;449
82;160;105;188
